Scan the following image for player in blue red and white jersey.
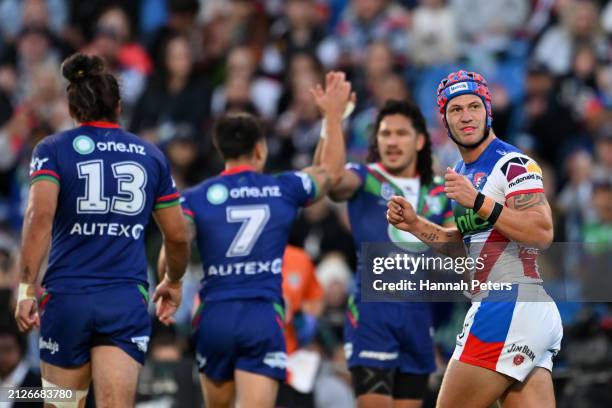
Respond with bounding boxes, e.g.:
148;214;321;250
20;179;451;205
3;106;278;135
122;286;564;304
14;54;190;407
387;71;562;407
314;99;454;407
158;72;352;408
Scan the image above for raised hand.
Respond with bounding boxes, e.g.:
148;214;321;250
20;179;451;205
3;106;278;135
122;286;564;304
386;195;418;232
444;167;478;208
310;71;352;119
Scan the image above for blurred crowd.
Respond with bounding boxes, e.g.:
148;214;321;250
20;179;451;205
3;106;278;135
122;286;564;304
0;0;611;407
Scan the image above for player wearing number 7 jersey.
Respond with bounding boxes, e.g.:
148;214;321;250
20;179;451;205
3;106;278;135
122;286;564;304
14;54;190;407
157;72;352;408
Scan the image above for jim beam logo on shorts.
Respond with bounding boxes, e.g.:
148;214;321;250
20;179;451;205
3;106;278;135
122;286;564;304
196;352;207;369
507;343;536;365
130;336;150;353
39;337;59;355
263;352;287;369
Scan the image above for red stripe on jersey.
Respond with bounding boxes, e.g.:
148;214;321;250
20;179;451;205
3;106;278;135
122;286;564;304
156;192;180;203
30;169;60;180
459;333;504;371
429;185;445;195
80;121;121;128
505;188;544;200
220;165;256;176
518;247;540;279
183;209;195;218
473;230;509;289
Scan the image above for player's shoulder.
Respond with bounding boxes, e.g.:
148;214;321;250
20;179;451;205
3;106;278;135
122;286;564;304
346;162;367;172
36;127;80;149
491;139;532;162
120;129;167;161
273;169;311;188
491;139;540;173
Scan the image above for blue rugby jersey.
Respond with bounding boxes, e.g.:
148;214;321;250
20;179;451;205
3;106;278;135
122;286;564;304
181;166;318;302
345;162;453;295
30;122;179;292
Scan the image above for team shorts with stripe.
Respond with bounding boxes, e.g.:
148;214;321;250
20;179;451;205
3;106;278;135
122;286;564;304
39;284;151;366
193;299;287;382
344;296;436;374
452;287;562;381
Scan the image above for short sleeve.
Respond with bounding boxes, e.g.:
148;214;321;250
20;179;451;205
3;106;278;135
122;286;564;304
346;162;367;186
276;171;319;207
498;154;545;200
154;157;180;210
30;138;60;186
180;188;195;223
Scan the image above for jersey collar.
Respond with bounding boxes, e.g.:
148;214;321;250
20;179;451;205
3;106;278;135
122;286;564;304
220;165;257;176
80;121;121;128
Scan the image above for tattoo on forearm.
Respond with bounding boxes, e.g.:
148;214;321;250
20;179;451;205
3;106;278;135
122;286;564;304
511;193;547;210
420;231;440;242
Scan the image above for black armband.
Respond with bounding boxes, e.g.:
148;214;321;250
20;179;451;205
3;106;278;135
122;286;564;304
473;192;486;212
488;202;503;225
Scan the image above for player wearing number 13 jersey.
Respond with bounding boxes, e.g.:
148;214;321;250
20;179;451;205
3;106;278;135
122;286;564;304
159;72;352;408
15;54;189;407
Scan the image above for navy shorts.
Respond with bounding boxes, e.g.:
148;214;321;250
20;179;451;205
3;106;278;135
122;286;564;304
344;296;436;374
39;284;151;366
193;299;286;382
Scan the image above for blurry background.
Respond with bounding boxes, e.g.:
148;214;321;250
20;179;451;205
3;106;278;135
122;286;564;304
0;0;610;407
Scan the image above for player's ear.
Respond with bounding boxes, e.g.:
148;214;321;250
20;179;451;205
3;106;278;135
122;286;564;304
254;138;267;162
416;133;425;152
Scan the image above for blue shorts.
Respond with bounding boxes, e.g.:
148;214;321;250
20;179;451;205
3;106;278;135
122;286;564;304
39;284;151;366
344;296;436;374
193;299;286;382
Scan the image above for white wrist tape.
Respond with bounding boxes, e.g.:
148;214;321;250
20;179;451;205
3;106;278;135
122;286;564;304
320;100;355;139
17;283;36;303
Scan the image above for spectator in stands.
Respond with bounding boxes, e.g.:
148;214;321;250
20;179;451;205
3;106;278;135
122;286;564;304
211;46;282;120
83;6;149;110
130;33;211;146
593;122;612;183
349;73;410;160
0;317;41;407
0;0;67;42
554;44;606;132
274;66;322;168
533;0;607;75
146;0;202;66
11;24;62;104
262;0;326;77
451;0;528;61
558;149;595;241
521;62;578;165
410;0;458;66
333;0;410;68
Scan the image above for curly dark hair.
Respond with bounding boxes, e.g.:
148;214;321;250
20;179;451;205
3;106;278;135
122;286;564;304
61;53;120;123
367;99;434;185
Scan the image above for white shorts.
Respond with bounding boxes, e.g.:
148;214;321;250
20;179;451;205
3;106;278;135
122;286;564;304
452;297;563;382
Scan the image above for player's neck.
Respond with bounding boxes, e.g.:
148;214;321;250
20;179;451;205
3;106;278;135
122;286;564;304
224;159;259;173
459;132;497;164
378;160;418;179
